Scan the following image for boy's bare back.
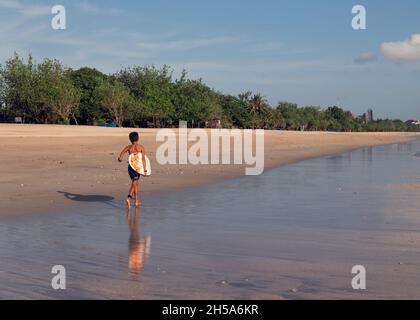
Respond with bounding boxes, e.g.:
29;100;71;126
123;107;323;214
119;144;145;160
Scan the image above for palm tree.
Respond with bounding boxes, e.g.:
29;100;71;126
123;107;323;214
248;94;270;129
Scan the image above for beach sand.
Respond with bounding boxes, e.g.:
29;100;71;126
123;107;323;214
388;183;420;190
0;124;418;215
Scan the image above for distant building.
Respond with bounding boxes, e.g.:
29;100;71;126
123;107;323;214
356;109;374;123
357;113;368;123
407;120;420;126
367;109;374;122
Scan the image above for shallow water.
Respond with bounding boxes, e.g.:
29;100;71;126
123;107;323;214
1;141;419;299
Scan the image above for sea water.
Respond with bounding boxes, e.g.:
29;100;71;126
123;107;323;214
0;140;419;299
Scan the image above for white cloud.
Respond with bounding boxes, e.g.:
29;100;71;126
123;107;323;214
354;52;377;64
0;0;22;9
73;1;123;15
136;36;234;52
381;34;420;62
0;0;50;17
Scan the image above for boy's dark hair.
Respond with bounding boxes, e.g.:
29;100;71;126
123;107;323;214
129;132;139;143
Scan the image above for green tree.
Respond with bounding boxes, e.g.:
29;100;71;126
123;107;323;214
264;108;285;129
172;71;220;127
325;106;356;132
277;102;302;130
219;93;252;128
248;94;270;129
70;67;107;124
118;65;175;127
95;79;130;127
1;53;418;132
0;53;37;123
35;59;81;124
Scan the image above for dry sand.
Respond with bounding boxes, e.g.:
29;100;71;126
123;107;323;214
0;124;418;215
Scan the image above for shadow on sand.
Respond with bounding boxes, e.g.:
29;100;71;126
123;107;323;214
57;191;115;203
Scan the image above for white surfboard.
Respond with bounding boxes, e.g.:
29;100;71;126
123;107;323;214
128;153;152;177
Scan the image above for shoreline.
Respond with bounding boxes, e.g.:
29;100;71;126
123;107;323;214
0;124;418;216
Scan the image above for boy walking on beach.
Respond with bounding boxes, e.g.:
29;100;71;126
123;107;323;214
118;132;147;207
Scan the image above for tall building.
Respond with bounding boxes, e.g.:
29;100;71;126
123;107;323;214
367;109;374;122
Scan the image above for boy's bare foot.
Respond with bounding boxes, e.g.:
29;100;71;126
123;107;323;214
126;196;132;207
135;202;141;207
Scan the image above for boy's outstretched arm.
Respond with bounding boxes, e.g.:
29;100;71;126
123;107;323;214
118;146;130;162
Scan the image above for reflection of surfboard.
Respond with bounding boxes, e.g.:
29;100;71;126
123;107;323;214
129;153;152;176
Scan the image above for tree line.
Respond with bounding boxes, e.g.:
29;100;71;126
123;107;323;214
0;54;418;132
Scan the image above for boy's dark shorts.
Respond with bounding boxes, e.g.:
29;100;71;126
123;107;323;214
128;165;140;181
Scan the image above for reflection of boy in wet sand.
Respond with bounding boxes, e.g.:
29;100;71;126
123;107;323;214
127;208;151;278
118;132;147;207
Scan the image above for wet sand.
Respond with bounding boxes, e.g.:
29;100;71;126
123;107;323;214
0;124;418;216
0;141;419;299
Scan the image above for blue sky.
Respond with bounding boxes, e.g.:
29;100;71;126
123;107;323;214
1;0;419;119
